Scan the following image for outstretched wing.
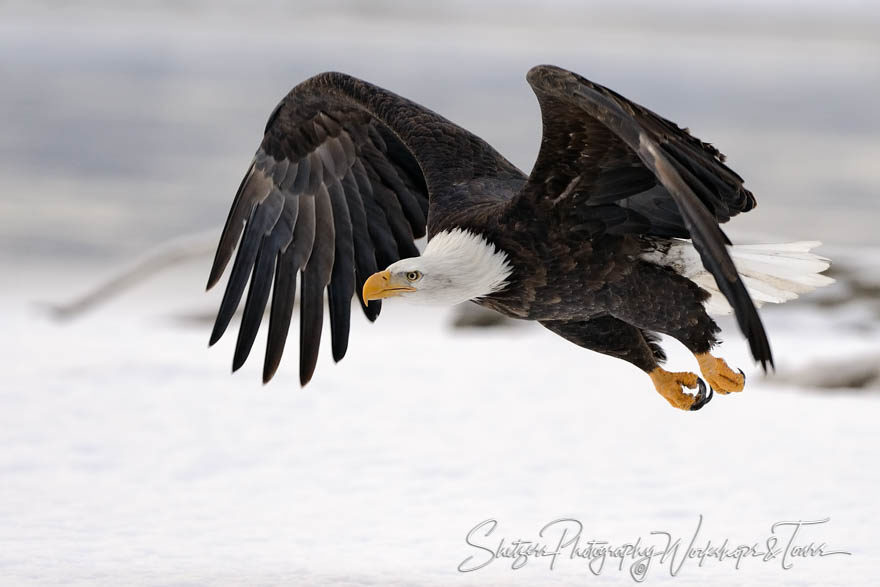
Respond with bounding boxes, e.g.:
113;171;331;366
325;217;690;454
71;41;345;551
207;72;519;385
520;65;772;369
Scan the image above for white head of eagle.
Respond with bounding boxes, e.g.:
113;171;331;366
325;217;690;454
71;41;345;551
362;228;513;306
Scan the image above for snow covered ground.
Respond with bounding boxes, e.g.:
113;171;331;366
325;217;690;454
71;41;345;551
1;263;879;586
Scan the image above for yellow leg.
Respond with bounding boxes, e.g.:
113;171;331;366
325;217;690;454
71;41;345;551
695;353;746;394
649;367;712;411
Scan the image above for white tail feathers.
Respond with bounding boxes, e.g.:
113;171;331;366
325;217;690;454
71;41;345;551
643;240;835;316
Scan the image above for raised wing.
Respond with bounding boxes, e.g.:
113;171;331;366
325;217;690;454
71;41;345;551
207;72;518;385
520;65;772;369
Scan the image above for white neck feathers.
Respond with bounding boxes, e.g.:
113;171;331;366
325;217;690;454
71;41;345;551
418;229;513;304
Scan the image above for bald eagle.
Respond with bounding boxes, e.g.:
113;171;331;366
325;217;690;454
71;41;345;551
206;65;832;411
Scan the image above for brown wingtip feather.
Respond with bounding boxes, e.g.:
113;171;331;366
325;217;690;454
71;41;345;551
262;348;283;384
760;356;776;374
205;268;222;291
206;254;222;289
205;248;229;290
208;326;223;347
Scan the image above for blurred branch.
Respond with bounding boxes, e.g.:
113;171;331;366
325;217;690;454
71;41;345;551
41;230;218;321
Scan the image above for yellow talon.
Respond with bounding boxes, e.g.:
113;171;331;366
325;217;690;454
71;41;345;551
648;367;711;411
695;353;746;394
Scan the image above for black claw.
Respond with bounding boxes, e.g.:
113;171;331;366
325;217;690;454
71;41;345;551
737;368;746;384
696;377;707;398
689;378;713;411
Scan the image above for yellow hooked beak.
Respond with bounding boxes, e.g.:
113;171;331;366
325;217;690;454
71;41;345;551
362;270;416;303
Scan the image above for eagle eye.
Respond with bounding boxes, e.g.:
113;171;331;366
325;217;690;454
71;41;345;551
405;271;422;282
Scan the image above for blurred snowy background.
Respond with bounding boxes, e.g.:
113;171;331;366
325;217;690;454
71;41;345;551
1;0;879;585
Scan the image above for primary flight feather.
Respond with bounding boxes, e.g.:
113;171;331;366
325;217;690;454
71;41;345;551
207;65;832;411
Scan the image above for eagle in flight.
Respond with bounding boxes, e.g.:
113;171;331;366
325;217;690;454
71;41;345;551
207;65;832;411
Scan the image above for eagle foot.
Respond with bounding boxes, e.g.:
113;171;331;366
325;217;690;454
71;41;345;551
695;353;746;394
648;368;713;411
